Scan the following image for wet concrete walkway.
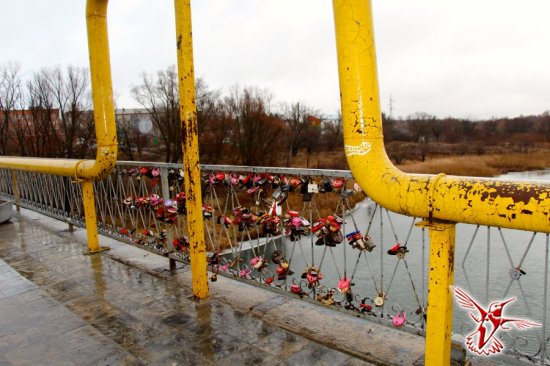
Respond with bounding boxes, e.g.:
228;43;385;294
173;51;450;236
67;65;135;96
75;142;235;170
0;209;381;366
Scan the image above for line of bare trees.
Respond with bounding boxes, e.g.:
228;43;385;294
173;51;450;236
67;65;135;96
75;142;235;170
3;62;549;166
129;65;341;165
384;111;550;163
0;62;95;158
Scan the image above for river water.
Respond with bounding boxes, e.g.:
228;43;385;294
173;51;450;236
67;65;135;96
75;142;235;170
270;169;550;360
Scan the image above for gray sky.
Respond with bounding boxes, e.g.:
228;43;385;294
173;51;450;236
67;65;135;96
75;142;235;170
1;1;549;120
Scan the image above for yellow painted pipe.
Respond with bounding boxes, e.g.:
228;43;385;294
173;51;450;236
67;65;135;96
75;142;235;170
418;220;456;366
0;0;117;181
174;0;209;298
82;180;107;254
332;0;550;234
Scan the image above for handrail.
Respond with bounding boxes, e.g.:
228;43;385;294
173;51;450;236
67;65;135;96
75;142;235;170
332;0;550;234
117;161;354;178
0;0;117;181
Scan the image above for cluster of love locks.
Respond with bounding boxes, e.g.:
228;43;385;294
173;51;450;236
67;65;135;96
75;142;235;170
117;166;410;327
117;166;388;256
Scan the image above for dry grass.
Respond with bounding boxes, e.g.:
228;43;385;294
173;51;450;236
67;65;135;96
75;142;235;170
399;156;499;177
399;150;550;177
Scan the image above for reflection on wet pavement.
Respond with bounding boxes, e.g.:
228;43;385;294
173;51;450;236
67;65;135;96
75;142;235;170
0;213;374;366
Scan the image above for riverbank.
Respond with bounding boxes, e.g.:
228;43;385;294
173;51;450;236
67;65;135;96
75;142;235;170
398;150;550;177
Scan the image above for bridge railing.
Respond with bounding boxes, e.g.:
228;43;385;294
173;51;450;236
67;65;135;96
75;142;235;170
1;163;548;365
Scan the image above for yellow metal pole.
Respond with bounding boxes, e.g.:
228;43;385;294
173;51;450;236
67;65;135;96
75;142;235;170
174;0;209;298
418;220;456;366
332;0;550;234
10;170;20;212
81;180;107;254
82;0;118;181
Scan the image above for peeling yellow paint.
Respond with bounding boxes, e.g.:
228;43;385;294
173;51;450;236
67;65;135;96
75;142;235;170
332;0;550;233
174;0;209;299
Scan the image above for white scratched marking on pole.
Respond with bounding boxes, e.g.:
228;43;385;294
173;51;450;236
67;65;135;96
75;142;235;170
344;142;372;156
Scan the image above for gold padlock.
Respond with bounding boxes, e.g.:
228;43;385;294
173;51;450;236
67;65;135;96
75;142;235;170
374;293;385;307
280;259;289;270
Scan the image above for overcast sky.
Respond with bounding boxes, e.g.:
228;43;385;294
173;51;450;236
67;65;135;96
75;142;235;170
1;1;549;120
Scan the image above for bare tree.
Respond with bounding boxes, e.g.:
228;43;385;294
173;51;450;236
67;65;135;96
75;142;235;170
44;66;94;158
16;70;60;157
279;102;321;166
132;65;181;163
195;78;230;163
321;114;343;150
225;86;284;166
407;112;434;143
0;62;22;155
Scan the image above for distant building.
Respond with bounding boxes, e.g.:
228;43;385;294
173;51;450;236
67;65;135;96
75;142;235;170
6;108;61;128
4;108;62;154
115;108;154;135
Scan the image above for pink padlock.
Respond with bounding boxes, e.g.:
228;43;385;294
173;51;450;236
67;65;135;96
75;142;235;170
392;311;407;327
291;217;302;228
239;268;251;278
250;256;264;270
337;277;351;293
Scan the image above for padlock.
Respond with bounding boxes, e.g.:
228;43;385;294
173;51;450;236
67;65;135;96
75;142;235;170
363;235;376;252
300;177;309;194
337;277;351;293
254;189;263;206
329;230;344;245
272;188;282;200
290;283;302;295
392;311;406;327
509;267;526;280
280;259;290;270
374;293;385;307
271;251;283;264
319;179;333;193
308;182;319;193
396;250;406;259
320;290;336;306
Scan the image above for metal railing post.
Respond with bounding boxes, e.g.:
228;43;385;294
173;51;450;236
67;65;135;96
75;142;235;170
418;220;456;366
174;0;209;298
82;181;107;254
10;170;20;212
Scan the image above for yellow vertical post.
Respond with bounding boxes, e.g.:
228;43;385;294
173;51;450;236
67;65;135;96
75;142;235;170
418;220;456;366
174;0;209;298
82;181;108;254
10;170;20;212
